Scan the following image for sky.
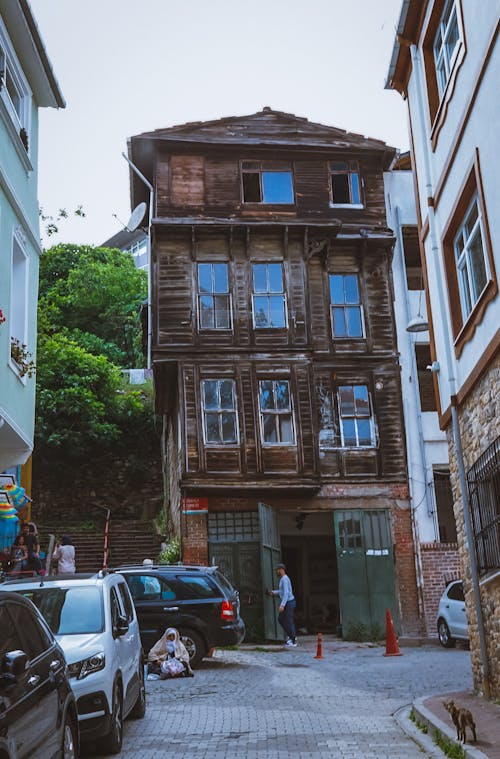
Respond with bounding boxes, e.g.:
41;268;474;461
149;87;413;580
29;0;408;248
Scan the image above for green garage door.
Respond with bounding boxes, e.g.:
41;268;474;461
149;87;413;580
334;509;399;640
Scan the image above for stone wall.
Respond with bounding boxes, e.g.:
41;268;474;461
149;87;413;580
420;542;461;637
32;448;163;525
446;353;500;698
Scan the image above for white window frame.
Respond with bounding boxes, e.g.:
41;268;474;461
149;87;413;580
9;231;29;380
201;379;239;446
251;263;288;329
329;273;365;339
433;0;461;98
258;379;296;446
329;161;363;209
453;193;490;321
337;385;376;448
0;19;32;148
197;262;232;331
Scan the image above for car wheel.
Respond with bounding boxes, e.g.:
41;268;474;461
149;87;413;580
437;619;456;648
102;681;123;754
179;629;206;667
62;715;77;759
130;663;146;719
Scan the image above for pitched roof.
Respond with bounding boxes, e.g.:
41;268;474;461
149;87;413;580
132;107;393;153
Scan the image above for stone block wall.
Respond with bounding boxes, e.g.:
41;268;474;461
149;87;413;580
447;354;500;698
420;542;461;637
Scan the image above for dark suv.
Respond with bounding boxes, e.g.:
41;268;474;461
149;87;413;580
0;590;78;758
115;565;245;666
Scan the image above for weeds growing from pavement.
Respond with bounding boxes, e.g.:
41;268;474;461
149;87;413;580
433;729;466;759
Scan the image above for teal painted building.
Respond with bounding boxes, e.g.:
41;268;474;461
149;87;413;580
0;0;64;471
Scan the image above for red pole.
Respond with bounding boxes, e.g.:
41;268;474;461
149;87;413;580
102;509;110;569
314;631;324;659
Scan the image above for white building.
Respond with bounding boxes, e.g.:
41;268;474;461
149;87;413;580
387;0;500;697
385;156;459;636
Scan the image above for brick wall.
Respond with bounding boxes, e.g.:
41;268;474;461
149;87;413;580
392;504;423;636
182;512;209;565
420;542;461;637
447;353;500;697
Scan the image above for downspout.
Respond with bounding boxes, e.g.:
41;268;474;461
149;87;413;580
122;152;154;371
410;44;490;695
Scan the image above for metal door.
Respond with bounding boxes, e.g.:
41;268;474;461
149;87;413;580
334;509;399;639
258;502;281;640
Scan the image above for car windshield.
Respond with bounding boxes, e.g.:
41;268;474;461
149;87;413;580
16;586;104;635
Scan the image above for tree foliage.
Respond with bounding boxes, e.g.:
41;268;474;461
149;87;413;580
39;244;147;368
35;244;155;460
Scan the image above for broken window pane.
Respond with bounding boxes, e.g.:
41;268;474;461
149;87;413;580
331;174;350;204
243;172;261;202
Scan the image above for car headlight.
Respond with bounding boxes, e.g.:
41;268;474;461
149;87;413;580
67;652;105;680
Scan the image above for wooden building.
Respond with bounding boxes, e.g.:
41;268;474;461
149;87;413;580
127;108;421;640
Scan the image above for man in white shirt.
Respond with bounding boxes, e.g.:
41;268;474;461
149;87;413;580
267;563;297;646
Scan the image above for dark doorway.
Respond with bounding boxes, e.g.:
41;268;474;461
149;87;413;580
279;512;339;633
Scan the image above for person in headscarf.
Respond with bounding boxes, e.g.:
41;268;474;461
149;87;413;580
147;627;194;678
52;534;76;574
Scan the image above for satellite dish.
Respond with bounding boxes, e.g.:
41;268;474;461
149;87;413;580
126;202;147;232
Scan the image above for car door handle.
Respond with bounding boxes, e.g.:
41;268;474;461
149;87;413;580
163;607;179;612
50;659;61;671
28;675;40;687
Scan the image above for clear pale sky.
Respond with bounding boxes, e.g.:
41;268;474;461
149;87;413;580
29;0;408;247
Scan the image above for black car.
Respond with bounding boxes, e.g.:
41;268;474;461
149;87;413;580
0;590;79;759
115;565;245;666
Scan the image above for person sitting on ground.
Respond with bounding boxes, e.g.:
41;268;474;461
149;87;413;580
148;627;194;679
53;534;76;574
10;535;28;575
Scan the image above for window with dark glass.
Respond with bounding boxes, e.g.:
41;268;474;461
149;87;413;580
198;263;231;329
329;162;361;205
202;380;238;445
252;263;287;328
329;274;364;338
467;436;500;576
434;0;460;98
242;161;294;204
259;380;295;445
415;344;437;412
338;385;375;447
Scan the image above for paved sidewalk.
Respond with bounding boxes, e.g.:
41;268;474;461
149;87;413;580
410;689;500;759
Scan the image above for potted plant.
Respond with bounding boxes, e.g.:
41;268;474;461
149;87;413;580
10;337;36;378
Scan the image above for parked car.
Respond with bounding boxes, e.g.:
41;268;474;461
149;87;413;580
115;564;245;666
437;580;469;647
0;590;78;758
2;572;145;754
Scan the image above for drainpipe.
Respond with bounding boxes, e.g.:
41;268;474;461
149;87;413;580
410;44;490;695
122;152;154;371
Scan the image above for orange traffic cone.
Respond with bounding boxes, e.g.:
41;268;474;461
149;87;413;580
383;608;402;656
314;631;324;659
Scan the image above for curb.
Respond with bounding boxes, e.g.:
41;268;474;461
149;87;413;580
410;696;489;759
393;704;448;758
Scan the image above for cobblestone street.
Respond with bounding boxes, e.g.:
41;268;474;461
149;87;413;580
94;639;473;758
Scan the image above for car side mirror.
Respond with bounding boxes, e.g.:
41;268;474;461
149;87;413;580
1;650;28;682
114;615;129;637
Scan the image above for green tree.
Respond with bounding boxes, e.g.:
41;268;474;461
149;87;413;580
35;244;155;461
39;244;147;368
35;334;155;459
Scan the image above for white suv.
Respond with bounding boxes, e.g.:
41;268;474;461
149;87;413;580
2;572;146;753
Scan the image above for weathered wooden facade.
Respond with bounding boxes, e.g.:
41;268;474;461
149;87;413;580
128;108;421;640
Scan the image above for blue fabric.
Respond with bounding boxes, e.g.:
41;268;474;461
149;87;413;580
278;600;296;641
